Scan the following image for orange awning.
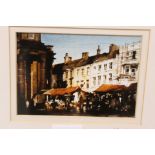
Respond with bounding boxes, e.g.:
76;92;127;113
44;86;80;96
64;86;80;94
94;84;126;93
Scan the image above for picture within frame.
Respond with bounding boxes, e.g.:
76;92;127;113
16;30;143;117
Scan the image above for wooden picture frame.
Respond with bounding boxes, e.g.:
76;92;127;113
9;27;150;128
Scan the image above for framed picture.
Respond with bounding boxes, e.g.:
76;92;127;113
9;27;150;127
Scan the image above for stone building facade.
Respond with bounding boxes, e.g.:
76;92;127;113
118;42;141;86
70;44;120;92
52;41;141;92
17;33;55;113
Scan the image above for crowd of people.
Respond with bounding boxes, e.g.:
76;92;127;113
27;89;136;116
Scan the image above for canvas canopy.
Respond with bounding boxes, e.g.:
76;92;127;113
43;86;80;96
94;84;126;93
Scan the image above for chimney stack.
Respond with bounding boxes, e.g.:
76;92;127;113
68;57;72;62
97;45;101;55
82;52;89;60
109;44;119;53
64;53;72;63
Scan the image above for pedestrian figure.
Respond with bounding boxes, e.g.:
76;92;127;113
26;100;29;109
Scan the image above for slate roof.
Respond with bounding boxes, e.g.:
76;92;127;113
53;46;119;72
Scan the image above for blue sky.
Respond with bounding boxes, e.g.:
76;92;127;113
41;34;141;64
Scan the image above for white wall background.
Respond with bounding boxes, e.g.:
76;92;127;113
0;26;155;128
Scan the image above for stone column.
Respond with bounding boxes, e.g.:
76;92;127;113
17;58;26;114
37;62;41;91
40;56;46;90
31;61;38;98
25;61;31;102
